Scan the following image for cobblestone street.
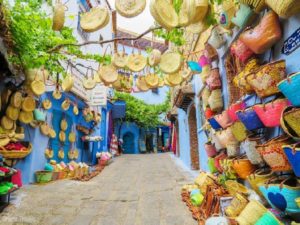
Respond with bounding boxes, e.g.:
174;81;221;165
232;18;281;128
0;154;197;225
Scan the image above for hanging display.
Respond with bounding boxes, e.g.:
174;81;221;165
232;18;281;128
80;6;110;32
115;0;146;18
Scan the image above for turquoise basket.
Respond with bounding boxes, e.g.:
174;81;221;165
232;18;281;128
255;212;282;225
278;72;300;107
259;178;300;211
187;61;202;73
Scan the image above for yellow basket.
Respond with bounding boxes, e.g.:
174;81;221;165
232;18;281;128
266;0;300;18
0;143;32;159
225;180;249;196
236;200;267;225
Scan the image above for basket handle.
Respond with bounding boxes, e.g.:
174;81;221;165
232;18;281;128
279;177;294;190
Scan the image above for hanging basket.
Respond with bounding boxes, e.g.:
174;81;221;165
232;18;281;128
159;52;182;74
0;143;32;159
283;143;300;177
227;101;246;122
241;134;264;165
236;200;267;225
247;168;274;198
278;72;300;107
214;110;233;129
80;7;109;32
236;108;264;131
115;0;146;18
52;1;65;31
232;157;257;180
265;0;300;18
282;106;300;139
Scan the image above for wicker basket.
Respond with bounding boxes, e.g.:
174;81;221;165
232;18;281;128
0;143;32;159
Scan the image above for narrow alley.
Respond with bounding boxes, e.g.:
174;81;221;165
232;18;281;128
0;154;197;225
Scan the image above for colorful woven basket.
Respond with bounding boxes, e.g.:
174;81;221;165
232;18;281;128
283;143;300;177
255;211;283;225
236;200;267;225
247;168;274;198
278;72;300;107
236;108;264;131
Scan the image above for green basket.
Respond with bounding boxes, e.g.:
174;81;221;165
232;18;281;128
35;171;53;183
255;212;282;225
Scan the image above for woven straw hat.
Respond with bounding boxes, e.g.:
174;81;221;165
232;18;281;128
136;76;149;92
60;119;68;131
10;92;22;108
58;149;65;159
168;73;183;86
112;75;122;90
189;0;208;24
25;67;49;85
52;1;65;31
145;73;159;88
99;64;118;85
19;111;34;124
127;52;147;72
6;106;20;121
80;7;109;32
61;99;70;111
148;49;161;66
42;99;52;110
1;116;14;130
59;131;66;142
112;50;128;68
115;0;146;18
62;74;74;92
150;0;178;30
83;73;96;90
159;52;183;74
31;79;45;96
22;96;36;112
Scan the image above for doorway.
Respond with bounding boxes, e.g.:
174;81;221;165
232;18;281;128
122;132;135;154
188;105;200;170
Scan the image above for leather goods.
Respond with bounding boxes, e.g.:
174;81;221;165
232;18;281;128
239;11;282;54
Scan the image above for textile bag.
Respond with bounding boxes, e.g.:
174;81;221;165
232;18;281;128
206;68;222;91
241;134;264;165
259;177;300;211
239;11;282;54
246;60;286;98
253;98;290;127
208;89;223;112
278;72;300;107
214;110;232;129
236;108;264;131
247;168;274;198
257;135;293;172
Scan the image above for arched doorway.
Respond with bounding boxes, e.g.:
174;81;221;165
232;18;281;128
188;105;200;170
123;132;135;154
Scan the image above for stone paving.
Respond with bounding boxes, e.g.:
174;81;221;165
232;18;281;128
0;153;198;225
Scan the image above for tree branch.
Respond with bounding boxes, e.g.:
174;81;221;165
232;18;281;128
48;26;162;53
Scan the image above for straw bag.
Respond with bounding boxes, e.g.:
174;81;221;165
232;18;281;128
150;0;178;30
48;128;56;139
247;60;286;98
225;193;249;218
283;107;300;138
189;0;209;24
220;158;237;179
236;108;264;131
247;168;274;198
241;134;264;165
148;49;161;67
210;129;224;151
40;122;50;136
115;0;146;18
200;65;211;84
232;157;256;179
278;72;300;107
206;68;222;91
240;11;282;54
6;106;20;121
225;180;249;196
231;3;253;28
159;52;182;74
83;67;96;90
42;99;52;110
62;66;74;92
205;141;218;157
236;200;267;225
253;98;290;127
208;89;223;112
257;135;293;172
60;118;68;131
207;26;226;50
265;0;300;18
239;0;266;13
52;87;62;100
80;6;109;32
58;149;64;159
59;131;66;142
194;172;216;194
231;121;247;142
255;212;283;225
22;96;36;112
99;63;118;85
259;177;300;211
283;143;300;177
214;110;232;129
73;104;79;115
202;87;211;109
45;148;54;159
136;76;149;92
52;0;65;31
61;99;70;111
31;77;45;96
208;117;222;130
145;73;159;89
112;45;128;68
127;47;147;72
68;126;76;143
18;111;34;124
230;39;254;63
214;152;227;173
10;92;22;108
233;58;260;94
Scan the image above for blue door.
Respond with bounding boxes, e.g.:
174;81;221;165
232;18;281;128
123;132;135;154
